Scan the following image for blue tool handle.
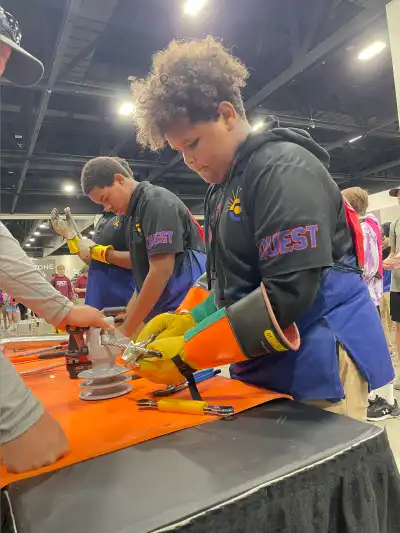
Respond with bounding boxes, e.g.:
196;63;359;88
194;369;221;383
193;368;213;379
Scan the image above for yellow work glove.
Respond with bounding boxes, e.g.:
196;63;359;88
50;207;80;254
136;312;196;344
135;336;198;385
136;293;217;344
78;238;113;264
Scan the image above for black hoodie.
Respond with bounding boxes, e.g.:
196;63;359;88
204;123;353;327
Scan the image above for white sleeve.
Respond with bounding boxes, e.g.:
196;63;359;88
0;222;73;326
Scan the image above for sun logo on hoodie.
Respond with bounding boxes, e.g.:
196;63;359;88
227;188;242;222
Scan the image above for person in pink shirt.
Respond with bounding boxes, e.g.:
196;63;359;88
50;265;73;301
342;187;399;421
74;265;88;302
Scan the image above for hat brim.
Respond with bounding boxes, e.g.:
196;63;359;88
0;33;44;87
389;187;400;197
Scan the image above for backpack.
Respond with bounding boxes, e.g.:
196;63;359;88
343;199;365;270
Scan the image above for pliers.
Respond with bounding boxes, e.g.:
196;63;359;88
152;368;221;397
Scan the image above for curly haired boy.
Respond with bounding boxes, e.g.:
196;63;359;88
129;36;393;421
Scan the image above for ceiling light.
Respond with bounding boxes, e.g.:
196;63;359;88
64;184;75;192
29;238;35;242
252;120;265;132
25;243;31;247
14;133;22;139
358;41;386;62
89;230;95;235
33;231;40;236
349;135;363;143
39;223;47;229
184;0;207;16
118;102;135;116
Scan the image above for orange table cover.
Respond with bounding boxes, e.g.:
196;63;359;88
1;357;289;488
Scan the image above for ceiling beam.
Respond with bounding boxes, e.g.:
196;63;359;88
59;31;105;80
22;220;44;248
288;0;301;63
361;176;400;183
244;0;385;112
0;79;129;98
148;154;183;183
324;117;399;151
1;150;167;170
255;109;400;140
358;157;400;177
299;0;332;55
3;100;398;143
11;0;82;213
0;213;96;220
148;0;386;182
2;189;206;201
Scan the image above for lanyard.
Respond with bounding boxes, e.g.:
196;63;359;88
205;157;239;294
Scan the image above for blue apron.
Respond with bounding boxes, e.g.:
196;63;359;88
231;258;394;401
145;249;206;322
85;261;136;311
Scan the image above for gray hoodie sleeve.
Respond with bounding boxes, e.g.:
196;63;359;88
0;353;45;443
0;222;73;325
0;222;73;443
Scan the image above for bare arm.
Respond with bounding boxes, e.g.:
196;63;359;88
105;250;132;270
74;287;86;294
382;236;390;251
74;280;84;295
120;254;175;337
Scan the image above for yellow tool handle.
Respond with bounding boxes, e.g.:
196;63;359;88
158;399;208;415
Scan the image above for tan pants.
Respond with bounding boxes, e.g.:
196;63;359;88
380;292;395;353
304;346;368;421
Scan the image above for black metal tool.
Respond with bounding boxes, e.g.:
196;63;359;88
65;326;91;379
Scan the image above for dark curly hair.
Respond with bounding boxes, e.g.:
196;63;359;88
131;36;249;151
81;157;132;195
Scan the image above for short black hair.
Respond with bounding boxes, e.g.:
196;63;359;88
81;156;132;195
114;157;133;177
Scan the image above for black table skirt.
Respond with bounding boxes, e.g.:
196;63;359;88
2;400;400;533
162;431;400;533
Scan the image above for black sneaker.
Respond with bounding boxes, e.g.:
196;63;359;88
367;396;400;421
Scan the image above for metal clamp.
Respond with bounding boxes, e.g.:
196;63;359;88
121;334;162;367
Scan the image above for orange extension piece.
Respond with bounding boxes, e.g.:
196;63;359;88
1;353;291;488
176;286;209;312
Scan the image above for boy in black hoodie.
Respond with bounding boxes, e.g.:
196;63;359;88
129;36;393;420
